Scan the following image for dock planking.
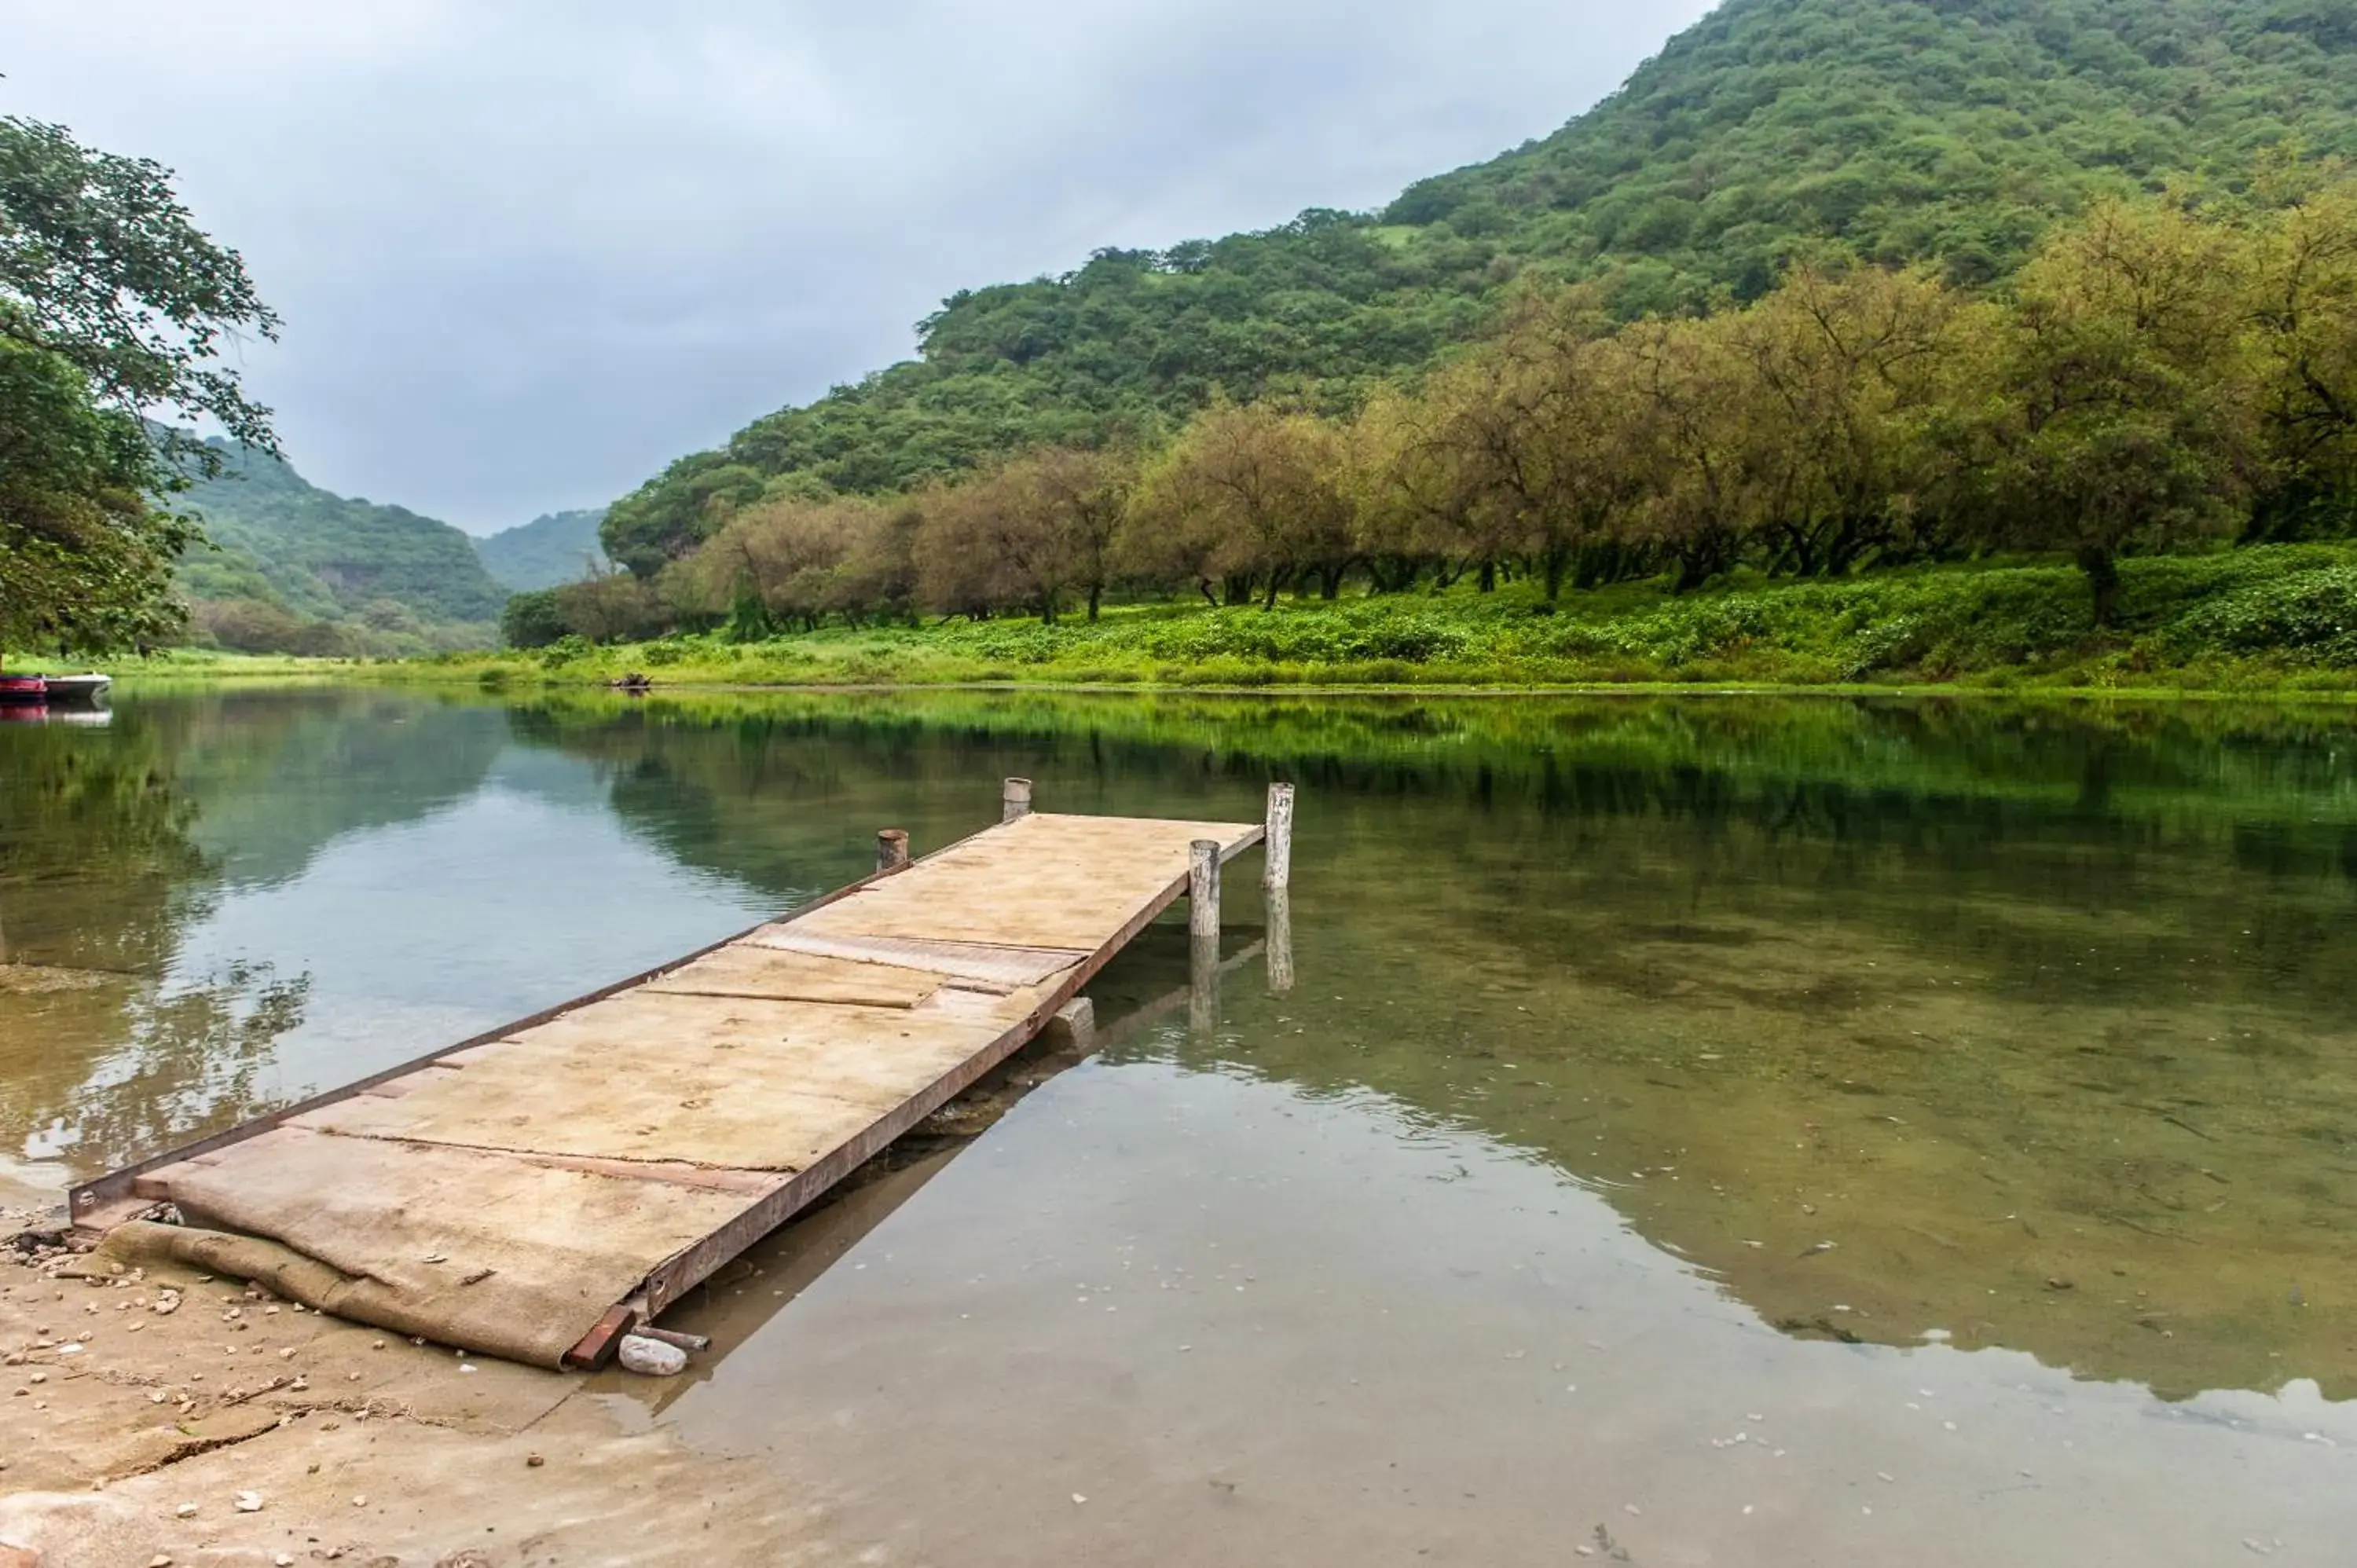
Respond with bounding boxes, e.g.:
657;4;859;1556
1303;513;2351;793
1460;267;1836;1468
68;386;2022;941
68;790;1285;1369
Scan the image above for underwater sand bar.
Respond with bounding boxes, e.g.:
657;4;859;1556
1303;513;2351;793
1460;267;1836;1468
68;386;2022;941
65;803;1269;1368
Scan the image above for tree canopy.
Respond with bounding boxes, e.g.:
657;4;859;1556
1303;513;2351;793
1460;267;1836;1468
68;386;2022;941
0;112;277;653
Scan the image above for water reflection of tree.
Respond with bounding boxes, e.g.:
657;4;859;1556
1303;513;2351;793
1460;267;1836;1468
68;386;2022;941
5;691;510;1177
27;962;310;1173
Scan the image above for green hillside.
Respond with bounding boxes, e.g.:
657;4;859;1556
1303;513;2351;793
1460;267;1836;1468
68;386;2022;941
473;507;610;592
174;444;507;656
606;0;2357;573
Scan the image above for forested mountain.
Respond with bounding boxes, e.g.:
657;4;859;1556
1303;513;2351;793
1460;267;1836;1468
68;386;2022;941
605;0;2357;573
174;444;508;655
472;507;610;592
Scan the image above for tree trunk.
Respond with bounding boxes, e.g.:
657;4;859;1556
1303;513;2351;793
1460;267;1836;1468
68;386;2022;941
1087;583;1102;622
2077;544;2123;628
1319;565;1343;599
1477;559;1497;594
1541;548;1569;602
1197;577;1220;609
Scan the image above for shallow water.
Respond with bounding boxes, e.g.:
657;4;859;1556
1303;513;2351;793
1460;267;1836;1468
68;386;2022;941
5;687;2356;1562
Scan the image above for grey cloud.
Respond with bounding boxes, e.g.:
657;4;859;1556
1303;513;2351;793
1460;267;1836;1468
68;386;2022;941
5;1;1712;531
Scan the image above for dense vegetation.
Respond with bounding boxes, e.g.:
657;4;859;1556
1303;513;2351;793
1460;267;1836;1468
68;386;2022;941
0;113;276;654
601;0;2357;571
504;183;2357;691
446;543;2357;694
471;507;609;592
174;444;510;657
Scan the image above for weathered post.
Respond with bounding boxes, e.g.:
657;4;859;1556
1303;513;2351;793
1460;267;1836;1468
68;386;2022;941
1263;782;1294;891
875;829;910;874
1043;996;1096;1053
1265;886;1294;996
1189;838;1221;938
1189;936;1219;1035
1188;836;1221;1032
1002;777;1034;823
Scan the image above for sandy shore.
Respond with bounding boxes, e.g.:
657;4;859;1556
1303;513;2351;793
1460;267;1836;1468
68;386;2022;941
0;1178;839;1568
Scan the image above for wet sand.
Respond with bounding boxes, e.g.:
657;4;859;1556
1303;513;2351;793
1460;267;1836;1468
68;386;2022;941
0;1174;840;1568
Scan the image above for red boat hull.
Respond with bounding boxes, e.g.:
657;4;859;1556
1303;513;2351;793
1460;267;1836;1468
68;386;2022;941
0;675;47;708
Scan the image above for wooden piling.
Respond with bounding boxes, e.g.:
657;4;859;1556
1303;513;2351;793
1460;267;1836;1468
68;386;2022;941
1002;777;1034;823
1189;932;1220;1034
1264;782;1295;890
1266;886;1295;996
1043;996;1096;1052
1189;837;1221;936
875;829;910;873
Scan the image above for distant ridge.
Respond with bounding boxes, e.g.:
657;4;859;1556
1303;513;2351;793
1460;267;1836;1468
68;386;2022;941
473;507;610;592
175;444;507;655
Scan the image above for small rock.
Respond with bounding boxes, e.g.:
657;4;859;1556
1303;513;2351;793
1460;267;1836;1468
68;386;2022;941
616;1335;687;1377
174;1502;200;1519
351;1494;367;1508
1071;1493;1087;1505
233;1490;262;1513
525;1453;544;1467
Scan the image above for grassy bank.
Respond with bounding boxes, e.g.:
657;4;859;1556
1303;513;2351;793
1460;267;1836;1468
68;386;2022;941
466;546;2357;695
39;545;2357;697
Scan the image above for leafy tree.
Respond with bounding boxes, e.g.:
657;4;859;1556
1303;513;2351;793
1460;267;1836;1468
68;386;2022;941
1415;288;1653;599
600;455;769;577
500;588;570;650
0;115;277;652
916;465;1070;621
1721;264;1972;575
2245;181;2357;536
0;115;278;461
1127;405;1354;606
1984;200;2259;622
552;570;669;645
0;338;191;652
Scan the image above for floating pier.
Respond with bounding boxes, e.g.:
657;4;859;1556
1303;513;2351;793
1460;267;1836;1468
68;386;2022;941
68;784;1292;1369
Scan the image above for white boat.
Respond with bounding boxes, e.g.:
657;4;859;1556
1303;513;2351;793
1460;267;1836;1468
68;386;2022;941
40;672;111;706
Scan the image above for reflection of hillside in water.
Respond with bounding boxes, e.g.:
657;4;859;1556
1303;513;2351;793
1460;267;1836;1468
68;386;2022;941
163;691;509;888
518;691;2357;1402
0;692;507;1174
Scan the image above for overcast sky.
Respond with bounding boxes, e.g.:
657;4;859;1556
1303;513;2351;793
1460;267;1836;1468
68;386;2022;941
5;1;1713;534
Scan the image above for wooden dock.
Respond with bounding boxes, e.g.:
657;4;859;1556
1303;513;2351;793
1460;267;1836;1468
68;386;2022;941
66;785;1290;1370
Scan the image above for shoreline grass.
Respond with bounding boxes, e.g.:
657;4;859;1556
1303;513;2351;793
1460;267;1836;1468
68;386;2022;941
38;546;2357;705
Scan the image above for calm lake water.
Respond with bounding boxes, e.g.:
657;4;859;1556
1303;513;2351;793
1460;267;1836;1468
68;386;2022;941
5;686;2356;1563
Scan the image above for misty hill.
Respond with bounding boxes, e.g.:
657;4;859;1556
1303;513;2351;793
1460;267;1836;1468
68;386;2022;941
605;0;2357;571
174;444;507;655
472;507;610;592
